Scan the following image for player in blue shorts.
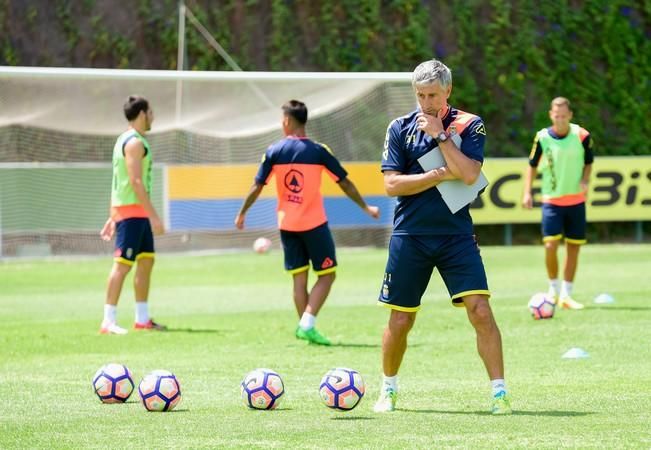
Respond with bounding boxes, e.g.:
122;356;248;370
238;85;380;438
373;59;511;415
235;100;380;345
99;96;166;334
523;97;593;309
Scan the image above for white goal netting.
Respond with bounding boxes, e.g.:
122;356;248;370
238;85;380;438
0;67;414;257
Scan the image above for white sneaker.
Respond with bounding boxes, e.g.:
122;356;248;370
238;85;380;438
99;321;128;335
558;296;585;310
373;388;397;413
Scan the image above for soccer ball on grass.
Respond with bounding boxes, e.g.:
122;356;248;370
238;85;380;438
138;370;182;412
241;368;285;410
319;368;365;411
92;363;134;403
528;293;555;320
253;237;272;254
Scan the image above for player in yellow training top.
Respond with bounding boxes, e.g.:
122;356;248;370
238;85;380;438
99;95;166;334
523;97;594;310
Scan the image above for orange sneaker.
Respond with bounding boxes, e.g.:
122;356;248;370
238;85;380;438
134;319;167;331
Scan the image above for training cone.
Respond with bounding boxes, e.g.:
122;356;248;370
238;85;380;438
562;347;590;359
593;293;615;304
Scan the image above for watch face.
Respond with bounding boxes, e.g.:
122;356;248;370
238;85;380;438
438;132;448;142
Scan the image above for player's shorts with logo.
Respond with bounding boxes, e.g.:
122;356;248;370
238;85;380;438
280;221;337;275
378;234;489;310
541;202;586;244
114;218;155;265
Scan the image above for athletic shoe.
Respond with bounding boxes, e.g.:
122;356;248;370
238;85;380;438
99;321;128;335
547;290;559;305
373;387;398;413
558;296;584;310
491;391;512;415
295;326;331;346
134;319;167;330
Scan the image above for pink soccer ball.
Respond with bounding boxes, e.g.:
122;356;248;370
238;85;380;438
253;237;272;254
528;293;556;320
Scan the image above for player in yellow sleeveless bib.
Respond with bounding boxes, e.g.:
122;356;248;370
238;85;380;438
98;96;166;334
523;97;594;310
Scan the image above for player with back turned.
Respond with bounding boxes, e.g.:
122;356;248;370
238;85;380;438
235;100;380;345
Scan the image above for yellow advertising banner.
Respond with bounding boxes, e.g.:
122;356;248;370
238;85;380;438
167;157;651;224
472;157;651;224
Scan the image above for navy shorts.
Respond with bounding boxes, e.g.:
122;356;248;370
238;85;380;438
114;218;155;266
378;234;490;311
542;202;586;244
280;222;337;275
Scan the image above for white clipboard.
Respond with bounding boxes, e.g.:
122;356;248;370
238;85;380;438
417;134;489;214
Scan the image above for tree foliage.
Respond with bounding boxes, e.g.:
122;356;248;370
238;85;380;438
1;0;649;156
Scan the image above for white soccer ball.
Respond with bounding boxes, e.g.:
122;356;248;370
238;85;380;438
253;237;272;254
138;370;182;412
92;363;134;403
528;293;555;320
319;368;365;411
241;368;285;410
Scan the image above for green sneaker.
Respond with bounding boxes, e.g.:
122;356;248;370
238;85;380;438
295;326;331;346
373;387;397;413
491;392;512;415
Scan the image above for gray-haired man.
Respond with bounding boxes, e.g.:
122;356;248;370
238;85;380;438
374;59;511;415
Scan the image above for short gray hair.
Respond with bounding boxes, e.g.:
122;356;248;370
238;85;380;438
412;59;452;89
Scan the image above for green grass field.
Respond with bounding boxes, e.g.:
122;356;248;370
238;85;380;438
1;244;650;449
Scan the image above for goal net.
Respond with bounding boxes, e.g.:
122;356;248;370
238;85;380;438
0;67;414;257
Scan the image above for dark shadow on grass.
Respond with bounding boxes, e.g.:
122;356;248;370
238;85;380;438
589;306;651;312
164;327;226;334
329;343;382;348
117;404;189;412
328;343;422;349
511;410;594;417
163;408;190;413
400;409;593;417
246;407;293;412
331;416;375;421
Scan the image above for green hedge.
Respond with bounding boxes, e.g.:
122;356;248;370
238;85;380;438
1;0;649;157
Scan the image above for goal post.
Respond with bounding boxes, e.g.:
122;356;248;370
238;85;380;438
0;67;414;257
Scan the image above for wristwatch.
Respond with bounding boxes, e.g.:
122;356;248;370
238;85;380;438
435;131;449;144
